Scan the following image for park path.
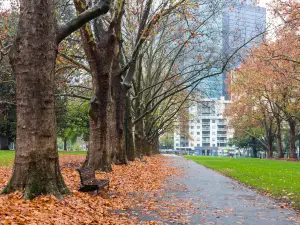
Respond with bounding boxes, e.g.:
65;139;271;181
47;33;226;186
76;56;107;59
139;155;300;225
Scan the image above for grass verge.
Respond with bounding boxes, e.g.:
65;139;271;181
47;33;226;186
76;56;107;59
185;156;300;209
0;150;87;166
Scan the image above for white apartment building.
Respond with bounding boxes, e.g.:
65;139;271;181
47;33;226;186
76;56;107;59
174;97;234;155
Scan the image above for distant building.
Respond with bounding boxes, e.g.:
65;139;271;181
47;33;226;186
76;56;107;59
222;1;266;98
173;97;234;155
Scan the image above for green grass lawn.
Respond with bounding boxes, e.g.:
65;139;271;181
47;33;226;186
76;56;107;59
185;156;300;209
0;150;87;166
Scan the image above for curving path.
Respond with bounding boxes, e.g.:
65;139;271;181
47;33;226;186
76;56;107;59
161;155;300;225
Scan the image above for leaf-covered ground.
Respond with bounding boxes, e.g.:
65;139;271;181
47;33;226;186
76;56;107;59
0;155;187;224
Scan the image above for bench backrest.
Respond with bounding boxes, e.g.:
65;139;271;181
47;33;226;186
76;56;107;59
77;166;96;185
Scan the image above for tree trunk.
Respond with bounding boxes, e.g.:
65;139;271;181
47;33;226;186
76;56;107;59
113;60;127;164
126;95;136;161
288;119;297;159
63;139;67;151
3;0;69;199
74;0;123;171
275;118;284;158
135;133;143;157
251;137;257;158
267;136;273;158
276;133;284;158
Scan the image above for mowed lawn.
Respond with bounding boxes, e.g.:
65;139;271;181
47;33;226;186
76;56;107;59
185;156;300;209
0;150;87;166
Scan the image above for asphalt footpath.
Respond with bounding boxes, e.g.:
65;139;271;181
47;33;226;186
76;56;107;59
160;156;300;225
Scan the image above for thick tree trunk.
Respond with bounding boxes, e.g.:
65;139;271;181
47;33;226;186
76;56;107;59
288;119;297;159
113;63;127;164
74;0;122;171
143;140;151;156
3;0;69;199
135;133;144;157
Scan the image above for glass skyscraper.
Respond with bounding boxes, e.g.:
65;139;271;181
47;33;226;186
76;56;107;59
221;1;266;98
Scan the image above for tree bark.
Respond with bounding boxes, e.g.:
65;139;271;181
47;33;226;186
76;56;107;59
3;0;70;199
288;118;297;159
275;117;284;158
74;0;124;171
126;95;136;161
112;45;127;165
63;139;67;151
251;137;257;158
267;136;273;158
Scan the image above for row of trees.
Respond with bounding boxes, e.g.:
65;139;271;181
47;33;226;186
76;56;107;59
0;0;267;199
226;0;300;158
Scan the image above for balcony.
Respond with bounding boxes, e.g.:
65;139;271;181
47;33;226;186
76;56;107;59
202;134;210;137
217;134;227;137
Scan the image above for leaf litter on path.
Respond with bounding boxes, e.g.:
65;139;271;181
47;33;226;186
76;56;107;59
0;155;197;225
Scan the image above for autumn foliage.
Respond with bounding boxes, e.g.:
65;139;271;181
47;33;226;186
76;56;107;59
0;155;184;224
225;1;300;158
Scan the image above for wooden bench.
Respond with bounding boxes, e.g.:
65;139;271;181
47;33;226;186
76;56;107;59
138;154;147;163
77;167;109;194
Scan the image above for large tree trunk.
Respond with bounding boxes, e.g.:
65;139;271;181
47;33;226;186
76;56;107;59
113;58;127;164
3;0;69;199
135;132;144;157
288;119;297;159
74;0;123;171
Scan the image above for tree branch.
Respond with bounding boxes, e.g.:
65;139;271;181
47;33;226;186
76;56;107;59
56;0;111;44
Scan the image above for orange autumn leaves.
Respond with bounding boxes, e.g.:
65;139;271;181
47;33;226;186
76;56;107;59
225;13;300;138
0;155;182;225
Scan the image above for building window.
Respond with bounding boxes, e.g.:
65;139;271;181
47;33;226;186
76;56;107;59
190;132;194;135
190;126;194;129
197;144;200;147
212;120;215;123
197;126;200;129
197;132;200;135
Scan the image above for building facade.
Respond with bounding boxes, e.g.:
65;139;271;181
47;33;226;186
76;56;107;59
222;1;266;98
173;97;234;155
